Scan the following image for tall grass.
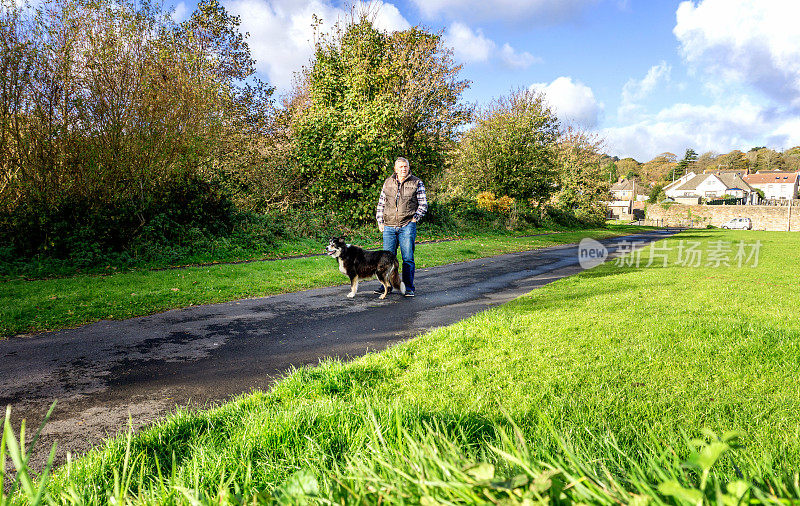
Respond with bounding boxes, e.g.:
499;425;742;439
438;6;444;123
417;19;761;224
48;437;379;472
5;229;800;504
3;404;799;504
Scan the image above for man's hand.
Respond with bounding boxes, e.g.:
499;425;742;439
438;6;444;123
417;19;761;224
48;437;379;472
379;223;385;233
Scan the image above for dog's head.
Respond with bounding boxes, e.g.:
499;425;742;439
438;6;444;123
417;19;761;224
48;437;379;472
325;237;346;258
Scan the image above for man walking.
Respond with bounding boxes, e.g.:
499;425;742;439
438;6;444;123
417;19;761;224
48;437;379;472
376;157;427;297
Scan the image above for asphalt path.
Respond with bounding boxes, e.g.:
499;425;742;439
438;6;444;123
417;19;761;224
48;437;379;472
1;229;677;469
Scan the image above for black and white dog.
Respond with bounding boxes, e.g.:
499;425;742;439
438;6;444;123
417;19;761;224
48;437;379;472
325;237;406;299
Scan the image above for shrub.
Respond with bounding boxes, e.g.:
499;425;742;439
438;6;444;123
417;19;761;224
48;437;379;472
454;89;559;205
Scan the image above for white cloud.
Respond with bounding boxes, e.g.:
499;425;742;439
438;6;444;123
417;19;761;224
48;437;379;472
603;97;800;161
443;22;495;63
604;0;800;161
444;23;539;69
368;2;411;32
674;0;800;109
224;0;410;91
499;43;540;69
411;0;598;24
618;61;671;120
622;61;671;104
529;76;601;127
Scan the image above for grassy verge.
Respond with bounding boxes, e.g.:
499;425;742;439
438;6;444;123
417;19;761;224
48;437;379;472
1;226;648;337
5;228;800;504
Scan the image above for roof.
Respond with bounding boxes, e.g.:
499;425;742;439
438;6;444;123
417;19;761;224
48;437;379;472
717;173;753;191
744;172;800;185
671;173;754;193
663;172;698;191
704;168;748;175
671;173;714;192
610;179;635;191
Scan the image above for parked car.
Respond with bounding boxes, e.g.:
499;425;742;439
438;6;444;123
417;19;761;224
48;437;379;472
721;217;752;230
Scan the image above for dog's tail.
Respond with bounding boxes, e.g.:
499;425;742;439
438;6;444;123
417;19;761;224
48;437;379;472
390;260;406;294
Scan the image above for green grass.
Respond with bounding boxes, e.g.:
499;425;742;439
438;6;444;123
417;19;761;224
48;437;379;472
4;228;800;504
0;227;645;337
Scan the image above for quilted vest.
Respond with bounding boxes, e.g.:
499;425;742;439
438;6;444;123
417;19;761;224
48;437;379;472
382;174;420;227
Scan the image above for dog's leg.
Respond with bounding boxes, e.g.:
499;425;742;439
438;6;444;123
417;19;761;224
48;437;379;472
390;261;406;295
377;271;390;299
347;277;359;298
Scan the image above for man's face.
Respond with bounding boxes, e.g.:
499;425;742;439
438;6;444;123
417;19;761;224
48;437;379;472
395;160;410;180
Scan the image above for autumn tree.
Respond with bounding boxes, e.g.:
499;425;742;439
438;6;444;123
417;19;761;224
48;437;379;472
615;158;640;181
551;128;610;225
454;88;560;206
641;153;676;182
695;151;718;173
783;147;800;172
291;17;471;222
746;148;784;172
0;0;276;259
716;150;747;172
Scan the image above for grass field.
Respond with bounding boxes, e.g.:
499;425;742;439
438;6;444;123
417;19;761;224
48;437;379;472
0;226;645;337
5;228;800;504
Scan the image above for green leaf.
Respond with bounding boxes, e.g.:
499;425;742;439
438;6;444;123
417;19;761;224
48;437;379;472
464;462;495;482
658;480;704;504
688;441;729;471
276;469;319;498
726;480;749;499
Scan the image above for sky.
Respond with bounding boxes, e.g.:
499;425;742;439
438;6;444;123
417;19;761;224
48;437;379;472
168;0;800;162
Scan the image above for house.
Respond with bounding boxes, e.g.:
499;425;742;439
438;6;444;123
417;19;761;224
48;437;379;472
664;172;753;202
663;172;698;201
607;179;647;219
610;179;636;200
743;171;800;200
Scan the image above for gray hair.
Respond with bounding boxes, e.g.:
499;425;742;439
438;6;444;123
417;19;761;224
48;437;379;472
395;157;410;167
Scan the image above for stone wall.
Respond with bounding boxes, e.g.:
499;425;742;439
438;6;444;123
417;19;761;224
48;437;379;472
645;203;800;231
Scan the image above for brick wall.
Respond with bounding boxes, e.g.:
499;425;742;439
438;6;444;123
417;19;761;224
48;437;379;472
645;204;800;231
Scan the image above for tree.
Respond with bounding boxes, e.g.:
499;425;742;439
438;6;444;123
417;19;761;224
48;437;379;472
648;183;665;203
0;0;269;209
783;147;800;172
0;0;277;259
291;16;471;222
551;128;610;226
747;148;784;172
640;154;675;183
455;88;560;206
673;148;698;180
604;162;619;184
716;150;747;172
616;158;640;181
695;151;718;173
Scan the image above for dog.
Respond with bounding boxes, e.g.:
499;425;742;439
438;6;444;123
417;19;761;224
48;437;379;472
325;237;406;299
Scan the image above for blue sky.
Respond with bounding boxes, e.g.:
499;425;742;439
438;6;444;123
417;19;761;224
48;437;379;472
171;0;800;161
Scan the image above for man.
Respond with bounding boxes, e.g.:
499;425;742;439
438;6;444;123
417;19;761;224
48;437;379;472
375;157;427;297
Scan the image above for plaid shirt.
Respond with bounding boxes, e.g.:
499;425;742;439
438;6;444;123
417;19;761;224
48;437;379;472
376;177;428;225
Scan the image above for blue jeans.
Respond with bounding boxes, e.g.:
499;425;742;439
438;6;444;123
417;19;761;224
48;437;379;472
383;222;416;291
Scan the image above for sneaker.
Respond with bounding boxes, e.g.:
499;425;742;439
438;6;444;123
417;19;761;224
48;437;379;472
374;286;392;294
404;290;415;297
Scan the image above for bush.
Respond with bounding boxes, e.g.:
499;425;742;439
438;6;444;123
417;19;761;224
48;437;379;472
0;176;265;275
454;89;559;205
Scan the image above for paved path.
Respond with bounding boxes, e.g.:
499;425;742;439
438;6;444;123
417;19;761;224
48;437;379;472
1;230;676;468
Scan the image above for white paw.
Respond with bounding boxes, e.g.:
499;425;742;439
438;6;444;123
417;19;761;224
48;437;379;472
347;292;355;298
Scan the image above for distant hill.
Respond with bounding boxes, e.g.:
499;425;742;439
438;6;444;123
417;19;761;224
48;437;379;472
602;146;800;186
